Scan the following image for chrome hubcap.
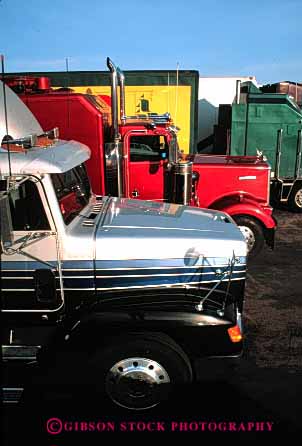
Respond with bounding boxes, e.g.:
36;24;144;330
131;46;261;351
294;189;302;208
105;357;170;410
238;225;255;252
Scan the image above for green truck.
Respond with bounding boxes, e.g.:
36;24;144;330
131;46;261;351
213;81;302;212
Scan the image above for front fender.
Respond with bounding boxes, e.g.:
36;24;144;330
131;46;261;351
37;303;242;367
210;198;276;229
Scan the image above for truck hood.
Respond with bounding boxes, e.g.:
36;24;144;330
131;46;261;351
185;153;269;169
94;197;247;263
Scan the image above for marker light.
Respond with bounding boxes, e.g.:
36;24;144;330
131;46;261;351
228;325;242;343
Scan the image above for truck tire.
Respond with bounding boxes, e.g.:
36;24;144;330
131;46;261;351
288;184;302;213
232;215;265;257
89;332;193;411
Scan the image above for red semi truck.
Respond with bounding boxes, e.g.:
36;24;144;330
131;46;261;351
4;58;276;256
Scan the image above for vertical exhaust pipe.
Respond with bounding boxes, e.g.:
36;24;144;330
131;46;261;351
117;67;126;124
107;57;126;128
235;80;241;104
275;128;283;179
106;57;119;141
106;57;124;196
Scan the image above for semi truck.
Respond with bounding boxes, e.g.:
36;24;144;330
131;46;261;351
213;81;302;212
4;59;276;257
1;79;247;410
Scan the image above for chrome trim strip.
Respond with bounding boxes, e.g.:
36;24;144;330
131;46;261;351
61;268;95;271
3;387;25;390
57;288;95;291
96;270;246;279
2;345;40;359
102;225;224;232
2;288;95;293
93;264;246;271
2;275;94;279
2;388;24;404
2;269;36;272
96;277;245;291
2;264;246;272
239;175;257;180
2;303;65;312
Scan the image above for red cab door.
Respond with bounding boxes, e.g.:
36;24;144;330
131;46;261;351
126;133;169;201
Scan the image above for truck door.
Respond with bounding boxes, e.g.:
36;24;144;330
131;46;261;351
127;133;169;201
1;177;64;315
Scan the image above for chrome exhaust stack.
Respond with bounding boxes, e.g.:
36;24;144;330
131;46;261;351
106;57;126;128
235;80;241;105
106;57;119;141
117;66;126;125
108;57;172;128
106;57;124;196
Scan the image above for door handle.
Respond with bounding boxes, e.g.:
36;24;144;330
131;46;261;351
131;189;140;198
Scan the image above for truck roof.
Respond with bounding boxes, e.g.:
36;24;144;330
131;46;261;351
0;141;91;175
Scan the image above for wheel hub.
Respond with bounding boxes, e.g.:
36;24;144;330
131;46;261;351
105;357;170;410
294;189;302;208
238;225;255;252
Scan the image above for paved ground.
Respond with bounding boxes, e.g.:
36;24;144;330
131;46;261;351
234;209;302;432
2;209;302;443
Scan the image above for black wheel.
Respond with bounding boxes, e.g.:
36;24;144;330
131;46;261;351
232;215;265;257
88;332;193;410
288;184;302;213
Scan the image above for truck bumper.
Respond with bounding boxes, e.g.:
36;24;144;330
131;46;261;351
264;214;277;250
194;354;242;382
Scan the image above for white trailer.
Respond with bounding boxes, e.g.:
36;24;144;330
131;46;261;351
198;76;258;150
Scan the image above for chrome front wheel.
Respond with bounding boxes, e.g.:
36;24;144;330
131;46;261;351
238;225;256;253
106;357;170;410
89;333;193;411
233;215;265;257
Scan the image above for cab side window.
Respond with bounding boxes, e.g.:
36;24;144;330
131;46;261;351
9;180;50;231
130;135;168;162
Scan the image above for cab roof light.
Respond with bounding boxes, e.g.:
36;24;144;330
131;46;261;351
227;324;242;343
1;134;38;150
40;127;59;140
1;128;59;152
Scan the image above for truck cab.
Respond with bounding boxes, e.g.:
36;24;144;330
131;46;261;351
1;80;249;410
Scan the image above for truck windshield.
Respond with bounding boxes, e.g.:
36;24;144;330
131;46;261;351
51;164;91;225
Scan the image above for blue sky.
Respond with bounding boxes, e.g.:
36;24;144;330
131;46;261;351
0;0;301;84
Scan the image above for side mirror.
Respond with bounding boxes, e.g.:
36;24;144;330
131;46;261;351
0;194;13;249
71;183;86;205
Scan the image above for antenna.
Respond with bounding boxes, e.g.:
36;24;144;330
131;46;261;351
167;71;170;114
65;57;71;133
1;54;12;178
174;62;179;127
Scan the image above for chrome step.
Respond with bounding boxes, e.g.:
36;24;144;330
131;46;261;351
2;345;40;361
2;387;24;404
